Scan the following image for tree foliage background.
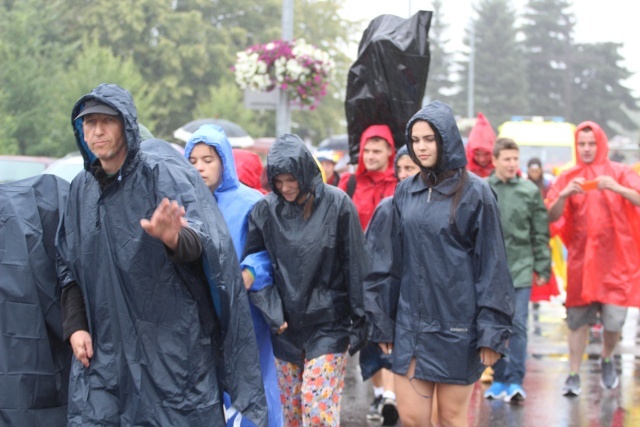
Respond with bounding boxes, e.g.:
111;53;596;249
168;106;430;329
0;0;356;156
447;0;639;138
1;0;638;157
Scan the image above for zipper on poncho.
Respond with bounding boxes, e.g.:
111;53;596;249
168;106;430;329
427;187;432;202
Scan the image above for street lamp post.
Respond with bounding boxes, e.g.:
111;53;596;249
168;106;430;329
276;0;294;137
467;20;475;119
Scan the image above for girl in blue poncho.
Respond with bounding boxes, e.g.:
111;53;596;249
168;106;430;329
185;125;286;427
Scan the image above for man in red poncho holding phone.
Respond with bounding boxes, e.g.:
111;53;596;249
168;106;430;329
547;121;640;396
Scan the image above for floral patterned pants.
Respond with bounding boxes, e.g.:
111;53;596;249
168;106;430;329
275;353;347;426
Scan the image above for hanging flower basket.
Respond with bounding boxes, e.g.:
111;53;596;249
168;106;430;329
234;39;334;110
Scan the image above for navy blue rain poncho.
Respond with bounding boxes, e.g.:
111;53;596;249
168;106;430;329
56;84;266;426
244;134;369;365
184;125;282;427
364;101;514;384
359;145;412;381
0;174;72;426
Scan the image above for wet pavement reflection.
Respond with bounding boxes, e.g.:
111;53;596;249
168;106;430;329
341;302;640;426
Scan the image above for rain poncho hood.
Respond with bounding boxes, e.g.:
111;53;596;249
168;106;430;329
406;100;468;174
184;125;282;427
365;101;513;384
338;125;397;229
245;134;369;365
394;144;410;178
354;125;397;178
0;174;72;426
465;112;496;177
60;84;267;426
267;134;324;197
71;84;140;176
233;148;267;194
546;121;640;307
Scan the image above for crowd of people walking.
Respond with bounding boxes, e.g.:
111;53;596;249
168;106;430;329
1;83;639;427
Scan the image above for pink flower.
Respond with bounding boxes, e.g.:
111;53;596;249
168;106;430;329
235;38;332;106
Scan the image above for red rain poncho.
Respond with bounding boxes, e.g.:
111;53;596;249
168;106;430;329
233;148;268;194
465;113;496;178
546;121;640;307
338;125;397;229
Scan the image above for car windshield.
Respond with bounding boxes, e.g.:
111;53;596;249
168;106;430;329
43;159;84;183
0;159;48;183
519;146;573;173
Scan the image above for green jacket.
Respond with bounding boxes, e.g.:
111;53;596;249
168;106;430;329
488;174;551;288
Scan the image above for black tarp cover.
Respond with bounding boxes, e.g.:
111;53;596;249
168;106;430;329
0;174;72;426
57;84;266;426
345;11;432;163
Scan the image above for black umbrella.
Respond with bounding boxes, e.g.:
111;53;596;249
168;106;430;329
173;118;254;147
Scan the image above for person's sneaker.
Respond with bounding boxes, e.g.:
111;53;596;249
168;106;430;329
562;373;581;396
484;381;508;399
366;395;383;421
380;397;399;426
600;358;620;389
503;383;526;402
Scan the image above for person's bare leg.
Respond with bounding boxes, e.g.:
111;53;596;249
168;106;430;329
431;386;438;426
435;382;474;427
394;358;434;427
568;325;589;373
602;329;621;359
381;368;394;393
371;370;383;388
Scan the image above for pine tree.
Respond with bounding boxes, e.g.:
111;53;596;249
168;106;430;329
522;0;639;136
521;0;575;118
425;0;454;104
455;0;528;125
570;42;639;136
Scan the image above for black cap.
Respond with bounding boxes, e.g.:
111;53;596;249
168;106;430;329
75;99;119;120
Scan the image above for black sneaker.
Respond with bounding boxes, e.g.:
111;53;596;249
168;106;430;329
562;373;581;396
381;397;399;426
600;358;619;389
366;395;383;421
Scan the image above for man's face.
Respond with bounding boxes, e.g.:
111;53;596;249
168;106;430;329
473;149;492;167
396;155;420;181
273;173;300;202
362;137;392;172
492;149;520;182
82;113;126;167
320;160;336;179
576;130;597;164
188;143;223;192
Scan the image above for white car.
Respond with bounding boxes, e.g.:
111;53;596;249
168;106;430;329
43;154;84;183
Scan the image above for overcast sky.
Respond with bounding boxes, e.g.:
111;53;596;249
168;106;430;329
339;0;640;97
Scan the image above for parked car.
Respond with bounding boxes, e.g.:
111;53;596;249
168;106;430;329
173;118;254;148
0;155;56;183
42;153;84;183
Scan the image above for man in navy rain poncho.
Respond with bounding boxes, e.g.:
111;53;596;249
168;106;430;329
0;174;72;426
184;124;285;427
57;83;267;426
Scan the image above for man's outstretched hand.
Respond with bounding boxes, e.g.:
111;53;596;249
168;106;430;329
140;198;188;251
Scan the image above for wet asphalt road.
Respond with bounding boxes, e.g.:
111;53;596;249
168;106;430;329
340;301;640;426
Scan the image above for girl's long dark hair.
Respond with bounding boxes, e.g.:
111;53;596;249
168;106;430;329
302;193;315;220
